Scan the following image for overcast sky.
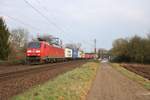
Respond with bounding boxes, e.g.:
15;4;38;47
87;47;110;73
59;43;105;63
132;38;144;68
0;0;150;52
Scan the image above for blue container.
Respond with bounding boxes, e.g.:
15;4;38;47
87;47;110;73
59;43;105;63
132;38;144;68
72;48;78;59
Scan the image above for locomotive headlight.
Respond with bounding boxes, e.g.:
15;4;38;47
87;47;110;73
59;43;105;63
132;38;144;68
36;50;40;53
27;50;31;53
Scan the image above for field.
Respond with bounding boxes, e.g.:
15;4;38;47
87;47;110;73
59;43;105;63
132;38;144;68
121;63;150;80
12;62;99;100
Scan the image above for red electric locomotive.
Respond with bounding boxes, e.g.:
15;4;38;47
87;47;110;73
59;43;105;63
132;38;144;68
26;36;64;64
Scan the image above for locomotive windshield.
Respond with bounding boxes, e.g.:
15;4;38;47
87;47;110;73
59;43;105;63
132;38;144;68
28;42;41;48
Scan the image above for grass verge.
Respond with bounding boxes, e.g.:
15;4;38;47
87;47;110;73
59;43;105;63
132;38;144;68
0;59;25;66
12;62;99;100
110;63;150;90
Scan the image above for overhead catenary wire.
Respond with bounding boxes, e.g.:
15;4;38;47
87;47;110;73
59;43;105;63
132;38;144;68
36;0;49;12
0;12;41;32
2;0;94;50
1;5;93;52
33;0;95;48
23;0;75;43
4;15;41;31
24;0;77;43
23;0;65;34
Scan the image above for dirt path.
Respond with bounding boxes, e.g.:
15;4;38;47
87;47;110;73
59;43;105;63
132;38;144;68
87;62;150;100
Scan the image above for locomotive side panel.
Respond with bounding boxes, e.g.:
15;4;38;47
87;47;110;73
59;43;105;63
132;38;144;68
26;41;65;64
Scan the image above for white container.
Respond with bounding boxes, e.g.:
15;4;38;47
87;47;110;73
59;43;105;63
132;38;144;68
78;51;82;58
65;48;72;58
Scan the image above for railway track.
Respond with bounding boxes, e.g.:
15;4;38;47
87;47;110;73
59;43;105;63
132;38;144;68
0;60;86;82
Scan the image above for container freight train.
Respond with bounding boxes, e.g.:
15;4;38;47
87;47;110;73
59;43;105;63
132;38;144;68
26;36;95;64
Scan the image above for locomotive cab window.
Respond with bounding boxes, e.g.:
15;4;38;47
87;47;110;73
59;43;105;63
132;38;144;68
28;42;41;48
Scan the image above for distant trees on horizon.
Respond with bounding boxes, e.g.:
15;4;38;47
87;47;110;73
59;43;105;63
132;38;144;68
110;34;150;63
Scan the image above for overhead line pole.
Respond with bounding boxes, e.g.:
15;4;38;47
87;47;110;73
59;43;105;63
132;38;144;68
94;39;96;54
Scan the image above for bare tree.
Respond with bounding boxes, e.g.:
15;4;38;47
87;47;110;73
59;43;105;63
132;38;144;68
10;28;28;49
9;28;29;60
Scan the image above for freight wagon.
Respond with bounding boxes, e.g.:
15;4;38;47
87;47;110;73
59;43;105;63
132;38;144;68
72;48;78;59
78;50;82;58
64;48;72;61
84;53;95;59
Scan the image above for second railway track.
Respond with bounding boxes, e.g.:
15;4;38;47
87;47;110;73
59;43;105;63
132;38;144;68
0;60;86;82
